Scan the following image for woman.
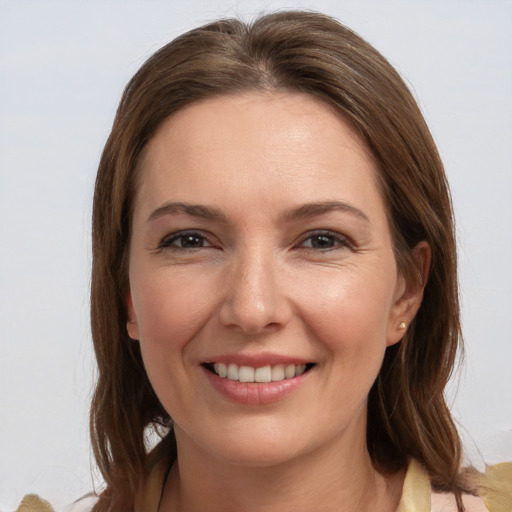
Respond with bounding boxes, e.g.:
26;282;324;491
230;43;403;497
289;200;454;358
83;10;495;512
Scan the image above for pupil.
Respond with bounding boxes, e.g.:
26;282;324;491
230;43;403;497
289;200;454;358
182;235;202;248
312;235;333;248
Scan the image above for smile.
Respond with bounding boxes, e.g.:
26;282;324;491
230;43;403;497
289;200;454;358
204;362;315;383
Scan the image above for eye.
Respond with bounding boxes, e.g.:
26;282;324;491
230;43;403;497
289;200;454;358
300;231;350;250
159;231;213;250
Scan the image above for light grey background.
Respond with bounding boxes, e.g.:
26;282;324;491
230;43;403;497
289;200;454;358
1;0;511;509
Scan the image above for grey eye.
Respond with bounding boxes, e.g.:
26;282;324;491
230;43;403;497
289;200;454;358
176;234;207;248
306;234;337;249
160;231;212;250
301;232;347;249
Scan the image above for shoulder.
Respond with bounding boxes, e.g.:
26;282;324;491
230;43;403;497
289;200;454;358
431;491;489;512
397;459;491;512
15;495;54;512
434;461;512;512
15;493;98;512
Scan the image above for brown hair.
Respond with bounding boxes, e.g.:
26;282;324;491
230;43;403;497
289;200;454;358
91;11;465;511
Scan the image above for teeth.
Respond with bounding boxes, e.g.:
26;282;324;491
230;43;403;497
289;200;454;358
214;363;228;378
285;364;296;379
255;366;272;383
239;366;255;382
211;362;309;382
271;364;285;381
227;363;238;380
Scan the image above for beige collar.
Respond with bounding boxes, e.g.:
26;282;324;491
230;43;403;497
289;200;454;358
136;456;435;512
396;458;431;512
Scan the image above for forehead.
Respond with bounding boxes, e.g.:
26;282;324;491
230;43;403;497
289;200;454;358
144;91;374;167
134;92;387;225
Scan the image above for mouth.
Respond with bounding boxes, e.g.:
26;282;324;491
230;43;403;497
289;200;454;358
202;362;315;383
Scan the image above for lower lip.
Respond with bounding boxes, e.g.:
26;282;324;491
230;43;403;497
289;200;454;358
203;367;310;405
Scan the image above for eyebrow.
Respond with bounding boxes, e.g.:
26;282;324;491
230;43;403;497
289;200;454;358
282;201;370;223
147;200;369;224
148;201;228;223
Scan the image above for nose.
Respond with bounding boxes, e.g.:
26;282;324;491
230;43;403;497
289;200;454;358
218;248;292;335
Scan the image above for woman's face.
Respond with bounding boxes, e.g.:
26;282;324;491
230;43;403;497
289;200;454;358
127;92;413;467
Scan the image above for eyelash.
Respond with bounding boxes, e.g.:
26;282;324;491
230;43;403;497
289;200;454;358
157;229;351;252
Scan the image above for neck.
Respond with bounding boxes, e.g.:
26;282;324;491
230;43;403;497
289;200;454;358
159;427;404;512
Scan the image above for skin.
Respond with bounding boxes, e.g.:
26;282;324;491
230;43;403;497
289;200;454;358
127;92;429;511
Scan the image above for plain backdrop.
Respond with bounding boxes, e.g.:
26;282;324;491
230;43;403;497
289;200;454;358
1;0;511;509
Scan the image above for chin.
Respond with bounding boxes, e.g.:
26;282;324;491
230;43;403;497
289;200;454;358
213;441;307;469
177;420;314;469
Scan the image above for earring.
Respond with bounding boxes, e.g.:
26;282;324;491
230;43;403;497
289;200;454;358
398;322;406;329
127;320;137;340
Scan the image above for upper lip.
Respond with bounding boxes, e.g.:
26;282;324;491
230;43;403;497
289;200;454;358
201;352;313;367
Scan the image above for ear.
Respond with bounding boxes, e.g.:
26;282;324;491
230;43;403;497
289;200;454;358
387;241;431;347
126;289;140;340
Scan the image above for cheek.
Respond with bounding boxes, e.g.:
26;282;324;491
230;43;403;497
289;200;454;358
131;267;221;391
133;267;218;343
294;263;396;362
267;269;394;443
132;269;222;418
